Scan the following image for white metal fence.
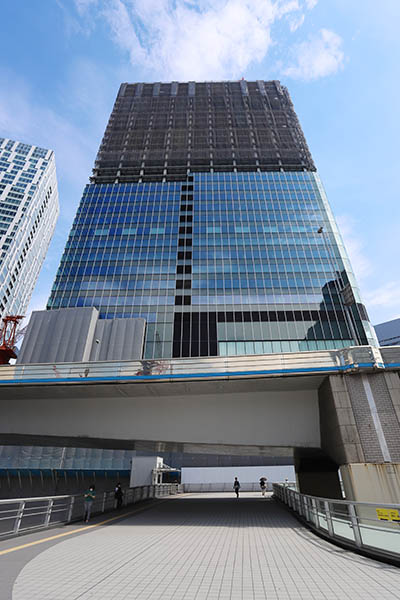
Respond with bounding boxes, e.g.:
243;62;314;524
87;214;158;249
273;483;400;564
182;481;297;493
0;484;179;538
183;482;263;493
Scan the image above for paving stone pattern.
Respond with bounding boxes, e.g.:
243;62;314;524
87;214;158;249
12;493;400;600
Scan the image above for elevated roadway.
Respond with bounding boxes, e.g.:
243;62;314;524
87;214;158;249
0;345;387;452
0;345;399;503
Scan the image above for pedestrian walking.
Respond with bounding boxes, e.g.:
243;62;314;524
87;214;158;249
259;477;267;497
114;482;123;509
83;484;96;522
233;477;241;498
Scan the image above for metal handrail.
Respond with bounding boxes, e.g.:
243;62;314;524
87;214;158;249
0;494;72;503
0;484;179;538
182;481;293;492
273;483;400;563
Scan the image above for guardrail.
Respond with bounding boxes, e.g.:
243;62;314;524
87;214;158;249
273;484;400;564
182;481;296;493
380;345;400;367
183;482;269;493
0;484;179;539
0;345;391;385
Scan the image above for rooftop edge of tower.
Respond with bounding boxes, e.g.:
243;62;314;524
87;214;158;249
116;80;287;98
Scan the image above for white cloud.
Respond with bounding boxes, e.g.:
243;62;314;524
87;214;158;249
336;215;372;282
364;281;400;315
288;13;305;32
335;215;400;323
102;0;147;67
71;0;338;81
0;62;109;193
21;292;49;328
0;75;93;189
74;0;99;15
105;0;281;79
284;28;344;80
76;0;311;80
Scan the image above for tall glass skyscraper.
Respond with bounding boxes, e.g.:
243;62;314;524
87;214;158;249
48;81;376;359
0;138;59;320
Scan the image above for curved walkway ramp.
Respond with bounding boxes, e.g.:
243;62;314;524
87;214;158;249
2;493;400;600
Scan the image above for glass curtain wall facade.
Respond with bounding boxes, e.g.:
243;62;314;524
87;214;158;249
48;81;376;358
0;138;59;320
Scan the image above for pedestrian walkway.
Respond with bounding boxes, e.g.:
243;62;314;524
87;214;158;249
2;492;400;599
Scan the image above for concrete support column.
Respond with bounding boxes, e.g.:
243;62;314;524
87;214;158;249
319;370;400;503
340;463;400;504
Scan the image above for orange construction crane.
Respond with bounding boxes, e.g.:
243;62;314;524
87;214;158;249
0;315;24;364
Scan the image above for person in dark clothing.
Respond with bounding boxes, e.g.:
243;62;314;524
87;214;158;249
114;483;123;508
83;485;96;522
259;477;267;497
233;477;240;498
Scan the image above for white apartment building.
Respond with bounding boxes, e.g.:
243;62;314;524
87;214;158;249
0;138;59;320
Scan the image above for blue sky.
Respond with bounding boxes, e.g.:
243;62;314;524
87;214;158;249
0;0;399;325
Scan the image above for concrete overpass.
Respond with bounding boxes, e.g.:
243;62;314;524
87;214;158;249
0;345;399;503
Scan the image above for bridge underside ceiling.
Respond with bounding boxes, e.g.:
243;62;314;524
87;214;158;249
0;374;325;455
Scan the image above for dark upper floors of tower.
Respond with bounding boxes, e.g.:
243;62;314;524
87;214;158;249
91;80;315;184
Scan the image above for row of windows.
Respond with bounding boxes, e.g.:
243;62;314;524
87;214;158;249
77;199;321;214
68;222;328;243
63;230;339;248
193;264;338;274
58;245;343;266
49;294;340;311
57;271;341;285
50;290;340;306
61;241;337;262
58;249;342;273
191;294;326;305
68;227;330;241
73;207;322;228
218;339;353;356
49;295;176;308
191;248;339;259
82;190;319;202
82;182;318;197
52;263;339;288
83;183;318;196
191;278;340;289
55;272;341;291
74;202;322;226
52;280;341;295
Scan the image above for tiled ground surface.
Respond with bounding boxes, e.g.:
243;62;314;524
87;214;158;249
8;493;400;600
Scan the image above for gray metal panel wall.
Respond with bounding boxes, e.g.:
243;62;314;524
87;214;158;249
374;318;400;346
89;317;145;361
17;307;99;364
17;309;146;364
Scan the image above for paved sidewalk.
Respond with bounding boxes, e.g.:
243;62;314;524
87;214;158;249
0;499;161;600
7;493;400;600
